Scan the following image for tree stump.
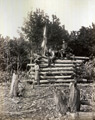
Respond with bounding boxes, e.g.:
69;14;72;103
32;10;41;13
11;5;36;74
10;72;19;98
53;87;68;115
68;82;80;112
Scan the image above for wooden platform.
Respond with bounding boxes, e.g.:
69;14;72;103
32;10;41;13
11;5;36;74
27;56;89;84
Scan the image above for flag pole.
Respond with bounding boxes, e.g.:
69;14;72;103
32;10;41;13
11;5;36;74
41;25;47;56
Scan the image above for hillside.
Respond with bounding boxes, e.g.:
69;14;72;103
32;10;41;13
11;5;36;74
0;82;93;120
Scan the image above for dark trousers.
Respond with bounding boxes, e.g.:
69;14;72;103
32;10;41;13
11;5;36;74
48;57;56;66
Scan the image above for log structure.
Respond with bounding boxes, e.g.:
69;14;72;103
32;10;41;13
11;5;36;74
27;56;89;84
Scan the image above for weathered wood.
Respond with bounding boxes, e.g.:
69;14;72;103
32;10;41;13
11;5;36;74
24;82;92;86
30;71;74;75
27;56;89;84
68;82;80;112
70;56;89;60
27;63;75;67
41;58;83;63
10;72;19;98
31;75;72;79
29;67;74;71
42;55;89;60
40;67;74;71
53;87;67;115
26;79;75;84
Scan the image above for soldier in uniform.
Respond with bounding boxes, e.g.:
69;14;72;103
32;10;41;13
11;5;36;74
35;60;40;85
46;48;56;66
60;40;67;59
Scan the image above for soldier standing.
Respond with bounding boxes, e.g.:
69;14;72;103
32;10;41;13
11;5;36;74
35;60;40;85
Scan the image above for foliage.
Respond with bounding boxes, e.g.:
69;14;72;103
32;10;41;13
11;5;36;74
21;9;45;52
0;9;95;82
0;35;5;70
68;24;95;56
21;9;69;52
46;15;69;49
73;57;95;82
0;71;11;82
0;35;31;72
22;9;95;57
7;37;31;71
84;57;95;81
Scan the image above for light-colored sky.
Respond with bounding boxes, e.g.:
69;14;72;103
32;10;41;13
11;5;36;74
0;0;95;38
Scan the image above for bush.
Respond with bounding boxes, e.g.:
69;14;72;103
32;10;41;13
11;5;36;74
84;58;95;81
0;71;11;83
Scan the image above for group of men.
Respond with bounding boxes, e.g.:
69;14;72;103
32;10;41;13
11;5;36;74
34;40;69;84
45;47;67;66
34;46;67;85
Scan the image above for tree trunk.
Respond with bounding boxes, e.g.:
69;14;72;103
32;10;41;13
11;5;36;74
53;87;68;115
68;83;80;112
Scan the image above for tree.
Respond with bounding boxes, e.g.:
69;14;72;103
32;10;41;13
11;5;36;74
0;33;32;73
7;37;31;71
91;23;95;56
68;25;95;56
47;15;69;49
0;35;5;70
21;9;69;52
22;9;46;53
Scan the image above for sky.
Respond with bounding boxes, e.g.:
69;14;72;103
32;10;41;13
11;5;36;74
0;0;95;38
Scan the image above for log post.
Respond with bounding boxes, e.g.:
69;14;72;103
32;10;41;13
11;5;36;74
10;71;19;98
53;87;68;115
68;81;80;112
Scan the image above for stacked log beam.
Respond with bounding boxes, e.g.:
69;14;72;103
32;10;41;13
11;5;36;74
27;57;89;84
